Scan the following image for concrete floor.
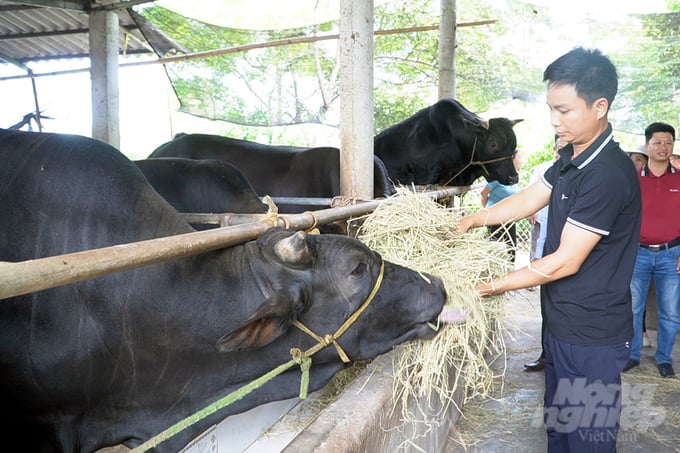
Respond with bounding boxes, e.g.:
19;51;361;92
447;253;680;452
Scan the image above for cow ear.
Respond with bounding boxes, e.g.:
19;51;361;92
458;115;488;131
214;317;287;352
510;118;524;127
274;230;311;266
215;289;302;352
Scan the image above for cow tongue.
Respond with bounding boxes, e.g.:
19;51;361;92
438;305;468;325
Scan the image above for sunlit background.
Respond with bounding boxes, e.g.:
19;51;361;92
0;0;676;160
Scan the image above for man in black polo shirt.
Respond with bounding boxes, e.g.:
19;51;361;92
457;47;641;452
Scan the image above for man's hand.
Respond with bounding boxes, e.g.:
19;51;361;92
455;215;476;235
476;279;496;297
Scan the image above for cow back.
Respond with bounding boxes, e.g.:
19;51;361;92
135;157;267;214
149;134;394;208
0;129;193;261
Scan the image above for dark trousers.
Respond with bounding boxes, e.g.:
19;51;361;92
543;328;630;453
487;223;517;263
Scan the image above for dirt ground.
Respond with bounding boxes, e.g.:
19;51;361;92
446;253;680;452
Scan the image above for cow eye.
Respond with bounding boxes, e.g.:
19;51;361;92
350;262;367;277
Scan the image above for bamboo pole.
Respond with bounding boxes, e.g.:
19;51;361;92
0;187;468;301
0;21;496;82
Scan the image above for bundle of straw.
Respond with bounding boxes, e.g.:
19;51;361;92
355;187;512;443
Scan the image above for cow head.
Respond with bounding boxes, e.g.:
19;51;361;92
215;228;447;362
471;117;523;186
374;98;524;187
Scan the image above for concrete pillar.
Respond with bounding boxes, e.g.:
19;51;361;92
438;0;457;100
89;10;120;148
338;0;374;200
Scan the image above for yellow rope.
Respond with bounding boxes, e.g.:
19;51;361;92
292;260;385;363
303;211;319;231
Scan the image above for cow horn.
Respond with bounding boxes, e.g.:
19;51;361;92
510;119;524;127
478;119;490;129
274;230;311;265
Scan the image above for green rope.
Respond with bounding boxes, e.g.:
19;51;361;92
130;356;302;452
298;355;312;399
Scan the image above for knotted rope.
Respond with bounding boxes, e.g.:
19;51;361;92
441;138;516;187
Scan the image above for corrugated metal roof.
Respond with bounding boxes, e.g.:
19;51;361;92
0;0;184;67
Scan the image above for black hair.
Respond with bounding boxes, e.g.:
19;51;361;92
543;47;618;110
644;122;675;142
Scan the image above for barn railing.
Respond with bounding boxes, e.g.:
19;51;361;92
0;187;469;301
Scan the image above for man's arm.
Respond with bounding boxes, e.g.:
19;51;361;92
457;179;550;234
478;221;601;295
480;185;491;207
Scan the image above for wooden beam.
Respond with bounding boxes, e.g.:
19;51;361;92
0;0;155;12
0;24;140;41
1;0;88;11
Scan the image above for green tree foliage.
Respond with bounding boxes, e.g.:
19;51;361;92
615;11;680;137
372;0;541;132
142;6;339;127
520;139;555;188
139;0;536;136
138;1;680;155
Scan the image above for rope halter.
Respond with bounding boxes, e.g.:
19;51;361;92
441;137;517;186
292;260;385;363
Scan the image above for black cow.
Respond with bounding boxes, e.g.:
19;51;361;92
0;129;447;453
374;98;522;186
149;136;396;213
134;157;346;234
134;157;267;214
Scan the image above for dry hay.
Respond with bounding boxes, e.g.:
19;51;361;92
355;187;513;445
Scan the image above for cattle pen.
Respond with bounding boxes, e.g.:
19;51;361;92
0;186;495;453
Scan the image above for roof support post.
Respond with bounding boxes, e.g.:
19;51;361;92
338;0;374;201
89;10;120;148
438;0;457;100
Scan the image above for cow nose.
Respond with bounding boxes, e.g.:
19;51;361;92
424;273;447;303
429;274;445;288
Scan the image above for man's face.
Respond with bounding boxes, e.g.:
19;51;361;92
546;83;604;147
646;132;674;163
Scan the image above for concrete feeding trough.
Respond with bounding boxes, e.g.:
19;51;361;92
182;347;466;453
